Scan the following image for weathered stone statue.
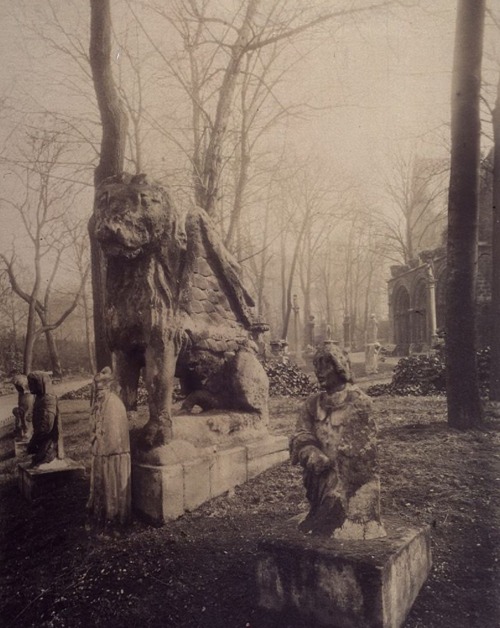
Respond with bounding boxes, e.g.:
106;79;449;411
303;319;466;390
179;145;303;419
12;374;35;440
290;344;385;539
87;367;131;527
92;173;268;448
178;346;268;415
366;312;378;344
365;341;382;375
26;372;64;467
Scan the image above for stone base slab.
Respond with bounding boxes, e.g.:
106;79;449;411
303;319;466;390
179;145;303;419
256;516;432;628
132;434;289;523
18;458;85;501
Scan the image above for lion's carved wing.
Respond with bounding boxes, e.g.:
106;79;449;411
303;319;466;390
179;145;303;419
179;208;255;331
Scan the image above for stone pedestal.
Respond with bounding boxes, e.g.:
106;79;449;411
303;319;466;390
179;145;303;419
0;414;13;439
132;434;289;524
18;459;85;501
256;516;432;628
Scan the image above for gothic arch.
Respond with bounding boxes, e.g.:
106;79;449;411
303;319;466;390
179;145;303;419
412;280;428;348
393;285;410;356
435;267;447;331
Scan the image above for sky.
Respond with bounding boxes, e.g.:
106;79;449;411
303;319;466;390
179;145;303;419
282;3;457;177
0;1;459;172
0;0;497;277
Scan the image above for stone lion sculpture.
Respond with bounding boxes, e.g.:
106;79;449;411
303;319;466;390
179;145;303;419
92;173;268;449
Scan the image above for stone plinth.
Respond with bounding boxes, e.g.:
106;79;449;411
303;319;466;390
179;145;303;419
0;414;14;439
132;434;289;524
256;516;432;628
18;458;85;501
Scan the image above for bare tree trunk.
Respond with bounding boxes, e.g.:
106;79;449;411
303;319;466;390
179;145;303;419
225;57;252;248
446;0;485;428
23;249;42;375
23;307;37;375
89;0;128;370
200;0;259;216
280;233;287;332
44;329;63;379
490;73;500;402
82;284;96;374
256;201;271;317
281;218;310;340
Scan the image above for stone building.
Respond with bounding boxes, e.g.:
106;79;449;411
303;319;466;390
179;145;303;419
387;157;493;356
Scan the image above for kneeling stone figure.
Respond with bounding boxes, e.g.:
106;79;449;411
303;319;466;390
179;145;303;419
290;344;386;539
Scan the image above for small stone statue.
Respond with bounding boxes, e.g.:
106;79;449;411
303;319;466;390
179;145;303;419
26;371;64;467
87;367;131;527
290;344;385;539
12;374;35;440
365;341;382;375
366;313;378;344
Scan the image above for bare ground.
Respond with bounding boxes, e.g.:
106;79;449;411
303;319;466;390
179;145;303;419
0;395;499;628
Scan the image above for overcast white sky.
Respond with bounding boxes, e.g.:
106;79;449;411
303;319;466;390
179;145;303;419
0;2;456;165
0;1;497;240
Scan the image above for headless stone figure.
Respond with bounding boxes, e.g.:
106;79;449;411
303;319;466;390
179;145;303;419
12;374;35;440
290;344;386;540
26;371;64;467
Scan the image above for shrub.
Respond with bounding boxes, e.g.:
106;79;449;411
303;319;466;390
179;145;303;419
263;360;318;397
62;362;318;402
367;347;491;397
60;380;150;405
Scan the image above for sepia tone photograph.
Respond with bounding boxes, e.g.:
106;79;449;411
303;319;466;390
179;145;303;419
0;1;498;626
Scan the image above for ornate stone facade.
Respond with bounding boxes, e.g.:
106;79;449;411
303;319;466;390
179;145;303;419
388;157;493;355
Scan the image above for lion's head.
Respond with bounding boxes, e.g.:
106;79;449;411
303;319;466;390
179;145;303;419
93;173;186;260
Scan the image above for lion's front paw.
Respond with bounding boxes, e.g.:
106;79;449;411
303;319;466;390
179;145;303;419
139;421;166;449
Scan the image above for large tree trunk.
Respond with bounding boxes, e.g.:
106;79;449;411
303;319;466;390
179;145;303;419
82;284;97;374
490;74;500;403
23;307;37;375
89;0;128;370
445;0;485;429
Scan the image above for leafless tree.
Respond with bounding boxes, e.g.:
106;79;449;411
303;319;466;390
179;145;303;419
128;0;412;230
487;7;500;404
89;0;128;370
446;0;485;429
0;129;89;376
378;151;448;265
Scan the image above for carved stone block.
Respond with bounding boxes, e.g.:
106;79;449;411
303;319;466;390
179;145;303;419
131;462;184;523
183;457;211;511
256;517;432;628
247;435;289;479
130;427;289;524
209;446;247;498
18;459;85;502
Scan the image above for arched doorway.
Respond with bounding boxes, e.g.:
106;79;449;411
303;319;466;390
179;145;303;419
435;268;447;332
394;286;410;356
412;280;428;350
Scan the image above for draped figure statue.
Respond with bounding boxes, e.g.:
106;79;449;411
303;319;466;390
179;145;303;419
87;367;131;526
